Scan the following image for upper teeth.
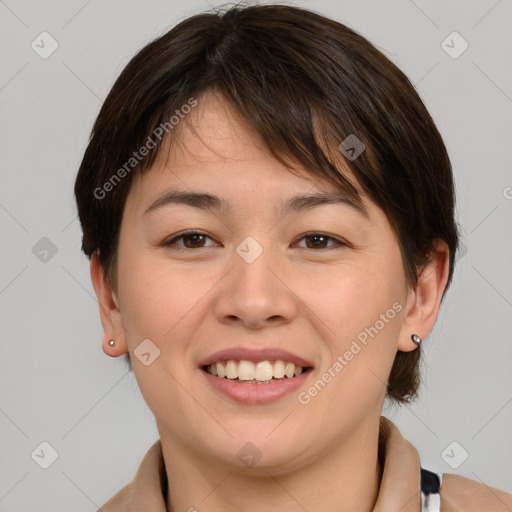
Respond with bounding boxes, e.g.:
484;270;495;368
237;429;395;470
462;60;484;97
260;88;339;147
206;360;304;381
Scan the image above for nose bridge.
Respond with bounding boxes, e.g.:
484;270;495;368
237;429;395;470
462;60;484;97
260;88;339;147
214;235;298;328
235;236;276;294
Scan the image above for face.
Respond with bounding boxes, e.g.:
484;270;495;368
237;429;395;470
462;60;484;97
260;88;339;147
112;91;414;472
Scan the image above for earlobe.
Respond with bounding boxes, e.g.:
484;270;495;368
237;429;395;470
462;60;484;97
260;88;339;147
397;240;451;352
90;252;128;358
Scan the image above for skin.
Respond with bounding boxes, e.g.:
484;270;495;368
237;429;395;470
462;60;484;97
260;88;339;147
91;90;450;512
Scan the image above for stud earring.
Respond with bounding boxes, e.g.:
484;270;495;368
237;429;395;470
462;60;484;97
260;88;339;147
411;334;422;346
108;339;115;346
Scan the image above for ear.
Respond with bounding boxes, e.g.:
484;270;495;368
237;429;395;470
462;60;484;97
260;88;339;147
397;240;451;352
90;252;128;357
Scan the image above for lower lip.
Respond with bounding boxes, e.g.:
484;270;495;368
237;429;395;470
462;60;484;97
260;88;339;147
200;368;313;405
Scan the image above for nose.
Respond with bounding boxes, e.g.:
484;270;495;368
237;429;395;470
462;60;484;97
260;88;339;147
213;241;299;329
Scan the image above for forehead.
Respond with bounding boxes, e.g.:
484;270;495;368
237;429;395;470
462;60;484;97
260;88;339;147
165;90;285;168
124;90;371;219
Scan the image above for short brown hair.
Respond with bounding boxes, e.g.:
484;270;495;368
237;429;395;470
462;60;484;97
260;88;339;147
74;3;459;404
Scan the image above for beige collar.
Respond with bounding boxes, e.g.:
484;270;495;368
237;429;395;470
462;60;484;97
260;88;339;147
105;416;427;511
101;416;512;511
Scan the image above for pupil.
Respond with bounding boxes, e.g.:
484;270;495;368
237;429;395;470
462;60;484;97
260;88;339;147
186;234;203;247
309;235;326;248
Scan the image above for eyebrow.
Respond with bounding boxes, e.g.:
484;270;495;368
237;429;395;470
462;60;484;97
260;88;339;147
144;189;367;217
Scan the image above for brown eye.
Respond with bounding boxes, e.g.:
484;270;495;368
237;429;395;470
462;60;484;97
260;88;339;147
180;233;207;248
296;233;345;250
163;231;217;250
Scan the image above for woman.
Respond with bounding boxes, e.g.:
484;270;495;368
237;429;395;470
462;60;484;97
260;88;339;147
74;4;512;511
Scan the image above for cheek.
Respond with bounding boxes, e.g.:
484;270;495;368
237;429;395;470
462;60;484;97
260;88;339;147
116;249;219;346
115;251;210;421
307;260;405;344
304;255;407;398
118;267;172;337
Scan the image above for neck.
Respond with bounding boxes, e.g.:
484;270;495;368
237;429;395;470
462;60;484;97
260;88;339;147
160;416;384;512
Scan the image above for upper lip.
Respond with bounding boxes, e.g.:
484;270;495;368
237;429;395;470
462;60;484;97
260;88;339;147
199;347;314;368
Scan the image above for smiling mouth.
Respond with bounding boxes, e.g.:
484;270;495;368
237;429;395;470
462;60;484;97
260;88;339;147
202;359;313;384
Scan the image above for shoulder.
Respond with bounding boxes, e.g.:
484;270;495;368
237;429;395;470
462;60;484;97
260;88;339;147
95;439;166;511
96;482;131;511
441;473;512;512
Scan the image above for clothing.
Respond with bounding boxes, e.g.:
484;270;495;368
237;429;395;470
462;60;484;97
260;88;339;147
98;416;512;511
420;468;441;512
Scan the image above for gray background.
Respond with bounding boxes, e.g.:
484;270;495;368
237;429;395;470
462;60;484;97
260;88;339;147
1;0;511;510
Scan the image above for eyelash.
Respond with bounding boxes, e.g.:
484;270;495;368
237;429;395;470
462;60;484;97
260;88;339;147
162;230;348;251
